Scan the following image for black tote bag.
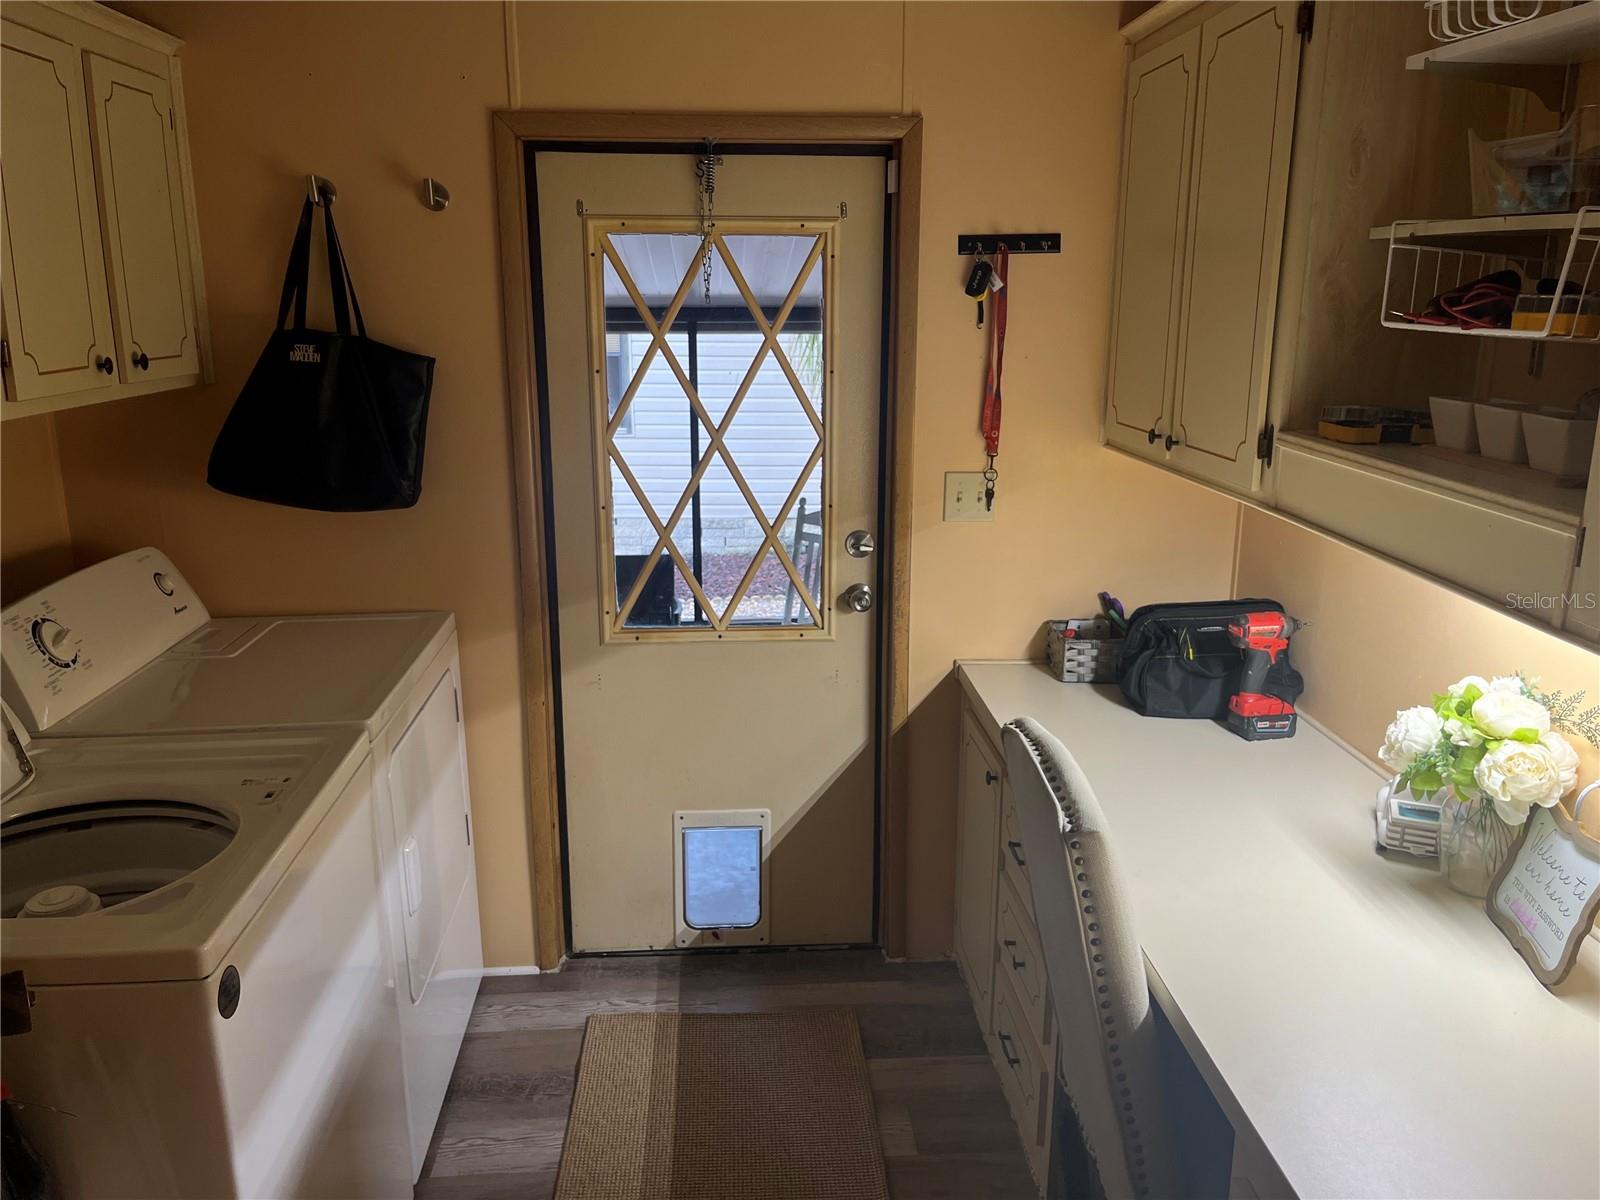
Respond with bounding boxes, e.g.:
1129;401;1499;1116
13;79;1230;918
207;198;434;511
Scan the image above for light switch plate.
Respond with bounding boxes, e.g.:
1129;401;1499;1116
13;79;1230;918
944;471;993;522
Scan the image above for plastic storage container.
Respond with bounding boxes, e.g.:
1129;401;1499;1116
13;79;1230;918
1511;293;1600;339
1430;395;1479;452
1469;105;1600;216
1521;408;1597;480
1474;401;1529;463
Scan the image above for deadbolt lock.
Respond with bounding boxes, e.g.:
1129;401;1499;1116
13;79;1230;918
845;530;876;558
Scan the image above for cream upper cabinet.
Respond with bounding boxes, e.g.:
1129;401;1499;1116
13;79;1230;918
1168;2;1301;493
1104;0;1302;492
84;53;200;384
0;18;118;403
1104;29;1201;461
0;1;207;420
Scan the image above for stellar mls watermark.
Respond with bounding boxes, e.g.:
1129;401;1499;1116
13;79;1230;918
1504;591;1598;613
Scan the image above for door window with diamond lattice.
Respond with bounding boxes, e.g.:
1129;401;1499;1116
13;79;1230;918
586;218;833;639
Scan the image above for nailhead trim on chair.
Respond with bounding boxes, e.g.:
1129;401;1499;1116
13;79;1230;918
1007;720;1154;1199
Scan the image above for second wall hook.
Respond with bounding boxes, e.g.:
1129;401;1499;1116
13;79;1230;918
421;178;450;212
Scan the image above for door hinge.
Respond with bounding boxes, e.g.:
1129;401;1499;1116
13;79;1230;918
886;160;899;195
839;200;848;219
1257;423;1276;467
1297;0;1314;41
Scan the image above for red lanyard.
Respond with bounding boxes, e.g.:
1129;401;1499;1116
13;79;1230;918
979;246;1009;503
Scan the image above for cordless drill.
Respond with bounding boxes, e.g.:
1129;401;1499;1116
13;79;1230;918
1225;611;1304;741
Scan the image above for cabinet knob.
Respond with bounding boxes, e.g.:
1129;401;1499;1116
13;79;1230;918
132;351;150;371
1164;434;1181;451
95;355;114;375
1146;427;1159;445
985;770;998;786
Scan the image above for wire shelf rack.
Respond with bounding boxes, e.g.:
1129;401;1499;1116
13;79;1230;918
1425;0;1544;43
1379;207;1600;342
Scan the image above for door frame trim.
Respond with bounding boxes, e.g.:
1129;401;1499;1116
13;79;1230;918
492;111;921;968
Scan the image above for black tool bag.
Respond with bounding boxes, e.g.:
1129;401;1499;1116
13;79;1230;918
1116;599;1304;720
207;198;434;511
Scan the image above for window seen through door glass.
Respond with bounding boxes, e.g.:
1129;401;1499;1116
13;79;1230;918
598;229;826;632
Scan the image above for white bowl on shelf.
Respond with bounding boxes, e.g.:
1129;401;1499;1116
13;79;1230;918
1522;408;1597;481
1429;395;1479;452
1474;401;1529;463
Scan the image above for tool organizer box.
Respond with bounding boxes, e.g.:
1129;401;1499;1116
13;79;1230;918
1045;619;1123;683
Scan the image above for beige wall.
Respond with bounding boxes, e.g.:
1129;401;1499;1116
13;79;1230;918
1234;506;1600;828
1;414;75;605
53;0;535;967
20;0;1242;964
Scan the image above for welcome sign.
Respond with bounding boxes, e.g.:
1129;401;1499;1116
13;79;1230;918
1487;797;1600;990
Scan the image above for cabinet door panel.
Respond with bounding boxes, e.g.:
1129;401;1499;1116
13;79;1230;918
1170;2;1301;493
0;19;116;403
955;710;1002;1026
1105;29;1201;459
85;53;199;383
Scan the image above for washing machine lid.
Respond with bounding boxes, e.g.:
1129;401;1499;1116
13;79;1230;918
1;548;209;735
0;729;369;986
39;612;454;741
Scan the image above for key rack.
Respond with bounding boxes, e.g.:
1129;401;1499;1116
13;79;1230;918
958;233;1062;255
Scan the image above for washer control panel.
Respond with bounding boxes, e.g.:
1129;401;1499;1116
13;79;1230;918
1;548;210;733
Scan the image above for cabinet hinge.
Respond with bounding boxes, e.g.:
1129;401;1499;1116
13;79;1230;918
169;108;175;129
1256;423;1276;467
1297;0;1314;41
1;339;10;370
886;160;900;195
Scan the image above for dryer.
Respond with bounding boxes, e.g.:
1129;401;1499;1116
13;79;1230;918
0;711;411;1198
1;548;484;1180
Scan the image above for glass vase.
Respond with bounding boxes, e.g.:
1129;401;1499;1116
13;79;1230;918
1439;789;1517;899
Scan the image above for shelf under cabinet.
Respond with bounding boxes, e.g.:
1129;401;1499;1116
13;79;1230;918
1278;431;1586;527
1406;3;1600;70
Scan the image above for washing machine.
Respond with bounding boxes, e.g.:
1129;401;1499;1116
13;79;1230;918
1;548;485;1181
0;706;411;1198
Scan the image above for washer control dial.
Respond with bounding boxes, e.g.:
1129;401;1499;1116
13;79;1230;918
31;618;81;669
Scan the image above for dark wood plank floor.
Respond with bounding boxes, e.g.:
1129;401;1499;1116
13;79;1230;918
414;949;1039;1200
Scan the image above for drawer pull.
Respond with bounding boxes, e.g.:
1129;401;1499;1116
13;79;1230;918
1007;840;1026;866
997;1031;1022;1067
985;770;998;786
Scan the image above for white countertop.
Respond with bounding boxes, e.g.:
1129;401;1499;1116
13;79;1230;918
958;662;1600;1200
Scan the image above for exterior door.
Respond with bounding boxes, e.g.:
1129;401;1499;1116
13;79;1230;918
535;150;885;952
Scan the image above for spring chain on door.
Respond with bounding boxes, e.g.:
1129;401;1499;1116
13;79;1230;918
695;138;723;300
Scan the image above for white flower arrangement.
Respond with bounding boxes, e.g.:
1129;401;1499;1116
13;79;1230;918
1379;674;1586;826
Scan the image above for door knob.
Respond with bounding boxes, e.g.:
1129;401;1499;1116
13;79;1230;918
841;583;873;613
844;529;876;558
131;351;150;371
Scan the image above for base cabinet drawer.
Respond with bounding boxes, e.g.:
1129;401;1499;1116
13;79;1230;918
1000;792;1035;923
997;877;1051;1048
991;966;1050;1191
